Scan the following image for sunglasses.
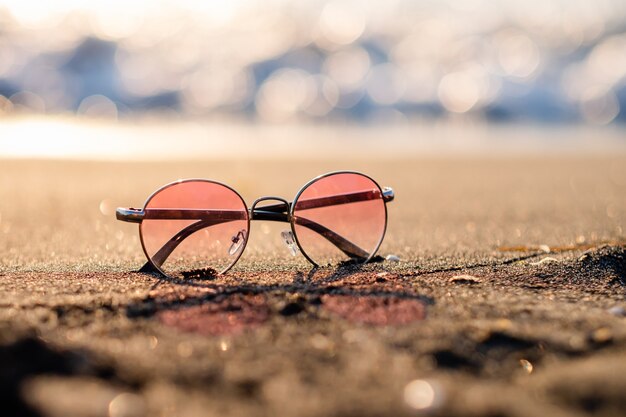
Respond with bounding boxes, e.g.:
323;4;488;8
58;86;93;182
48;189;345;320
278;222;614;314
117;171;395;279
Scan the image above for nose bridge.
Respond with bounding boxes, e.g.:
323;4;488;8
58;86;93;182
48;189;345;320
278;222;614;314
250;196;289;212
249;196;291;222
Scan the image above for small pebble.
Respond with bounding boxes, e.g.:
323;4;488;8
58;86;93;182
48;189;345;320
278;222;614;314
375;272;389;282
530;257;558;266
493;318;512;330
449;275;481;284
386;254;400;262
608;306;626;317
590;327;613;344
519;359;533;374
538;244;551;253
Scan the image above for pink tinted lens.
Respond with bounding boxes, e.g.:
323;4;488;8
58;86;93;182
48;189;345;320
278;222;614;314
292;172;386;266
140;181;249;278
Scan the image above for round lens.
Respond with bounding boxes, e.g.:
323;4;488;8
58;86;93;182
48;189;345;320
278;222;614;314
291;172;387;266
140;180;249;278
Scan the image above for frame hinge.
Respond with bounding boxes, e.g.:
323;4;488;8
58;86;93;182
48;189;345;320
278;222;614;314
116;207;145;223
382;187;395;202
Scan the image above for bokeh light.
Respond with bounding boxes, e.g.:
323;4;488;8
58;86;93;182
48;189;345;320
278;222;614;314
0;0;624;123
403;379;442;411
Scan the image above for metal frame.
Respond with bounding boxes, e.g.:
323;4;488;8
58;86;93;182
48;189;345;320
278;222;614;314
117;171;394;278
139;179;250;279
288;171;391;267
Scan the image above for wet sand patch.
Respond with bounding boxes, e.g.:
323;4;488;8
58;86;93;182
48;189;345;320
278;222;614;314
321;295;426;325
156;294;270;336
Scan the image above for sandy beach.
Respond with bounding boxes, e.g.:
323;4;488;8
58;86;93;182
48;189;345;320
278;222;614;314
1;154;625;417
2;0;626;413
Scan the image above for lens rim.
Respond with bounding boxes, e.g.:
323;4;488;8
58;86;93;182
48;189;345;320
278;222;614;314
288;171;388;267
139;178;251;277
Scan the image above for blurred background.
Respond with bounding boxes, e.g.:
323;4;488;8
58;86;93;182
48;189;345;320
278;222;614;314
0;0;625;269
0;0;625;126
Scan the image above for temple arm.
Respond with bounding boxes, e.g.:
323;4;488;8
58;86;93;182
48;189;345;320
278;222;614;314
135;212;370;272
145;217;240;267
116;187;394;223
256;188;394;213
292;217;370;258
117;209;248;269
116;208;245;223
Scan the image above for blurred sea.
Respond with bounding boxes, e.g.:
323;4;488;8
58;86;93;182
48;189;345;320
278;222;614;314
0;0;625;125
1;117;625;160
